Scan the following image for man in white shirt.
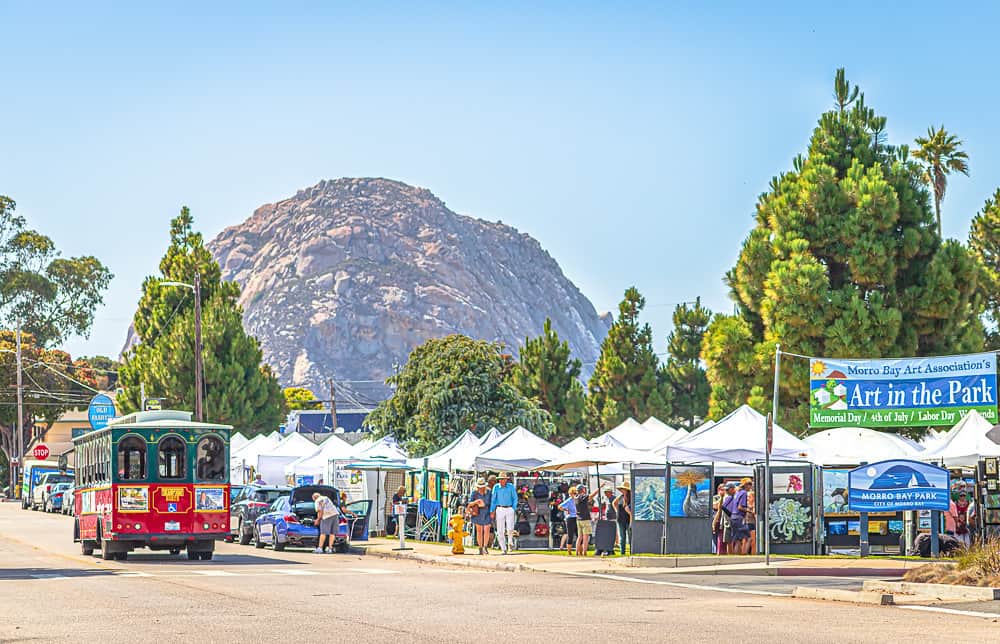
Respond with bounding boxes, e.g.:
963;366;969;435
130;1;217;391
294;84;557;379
313;492;340;554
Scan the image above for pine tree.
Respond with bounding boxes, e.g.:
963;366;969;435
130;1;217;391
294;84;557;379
118;209;284;433
969;188;1000;349
586;287;671;432
666;298;712;430
365;334;551;454
702;69;984;430
511;318;586;444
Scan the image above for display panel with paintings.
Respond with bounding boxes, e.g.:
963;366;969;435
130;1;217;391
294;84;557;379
669;465;711;518
634;474;666;522
772;470;805;495
822;469;850;516
768;495;812;543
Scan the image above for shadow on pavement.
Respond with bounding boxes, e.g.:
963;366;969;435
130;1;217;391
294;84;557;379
98;553;309;566
0;568;117;580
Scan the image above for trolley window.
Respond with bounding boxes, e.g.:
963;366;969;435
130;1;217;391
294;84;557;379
157;436;186;479
118;435;147;481
195;436;226;482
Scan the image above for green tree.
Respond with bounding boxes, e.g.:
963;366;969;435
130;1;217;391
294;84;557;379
511;318;586;444
702;69;984;430
666;298;712;430
969;188;1000;349
913;126;970;237
1;331;99;493
0;196;113;348
586;287;671;432
118;208;284;434
365;334;551;454
78;355;120;391
284;387;323;411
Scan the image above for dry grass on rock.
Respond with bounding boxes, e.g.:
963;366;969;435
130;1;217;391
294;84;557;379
903;537;1000;587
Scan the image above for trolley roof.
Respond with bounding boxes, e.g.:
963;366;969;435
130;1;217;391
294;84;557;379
71;410;233;443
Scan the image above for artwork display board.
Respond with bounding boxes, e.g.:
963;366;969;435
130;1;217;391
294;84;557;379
820;467;901;552
631;468;667;554
663;464;714;554
979;458;1000;537
758;464;820;555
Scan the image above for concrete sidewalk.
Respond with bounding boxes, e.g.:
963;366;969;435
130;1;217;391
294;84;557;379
351;538;921;577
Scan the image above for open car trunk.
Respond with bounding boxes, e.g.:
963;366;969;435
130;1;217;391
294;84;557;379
289;485;340;526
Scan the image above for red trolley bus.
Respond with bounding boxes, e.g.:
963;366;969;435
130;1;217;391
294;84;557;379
73;409;231;560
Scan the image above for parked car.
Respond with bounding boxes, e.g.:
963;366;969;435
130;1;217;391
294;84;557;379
62;486;76;515
254;485;349;552
31;472;74;511
230;484;291;545
45;482;71;513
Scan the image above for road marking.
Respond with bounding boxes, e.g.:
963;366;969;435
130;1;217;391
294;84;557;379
897;605;1000;620
558;571;790;597
29;574;68;580
272;569;320;575
348;568;398;575
191;570;238;576
116;571;152;577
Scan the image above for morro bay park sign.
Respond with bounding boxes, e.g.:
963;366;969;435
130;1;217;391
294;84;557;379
809;353;997;429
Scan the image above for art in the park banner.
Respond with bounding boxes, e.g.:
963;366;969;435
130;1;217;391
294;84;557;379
809;353;998;428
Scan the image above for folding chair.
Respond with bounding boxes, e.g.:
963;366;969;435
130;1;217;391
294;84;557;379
417;499;442;541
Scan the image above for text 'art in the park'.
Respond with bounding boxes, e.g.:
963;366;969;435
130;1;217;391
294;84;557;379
809;353;998;429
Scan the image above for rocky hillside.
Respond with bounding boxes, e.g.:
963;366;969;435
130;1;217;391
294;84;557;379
207;178;610;403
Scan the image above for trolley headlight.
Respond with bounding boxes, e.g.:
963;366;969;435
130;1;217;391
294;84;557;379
203;522;210;530
134;523;141;530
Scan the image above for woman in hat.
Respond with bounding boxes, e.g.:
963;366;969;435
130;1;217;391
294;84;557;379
468;478;493;555
613;481;632;555
558;486;579;555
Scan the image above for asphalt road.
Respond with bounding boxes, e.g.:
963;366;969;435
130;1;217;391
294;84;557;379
1;502;997;643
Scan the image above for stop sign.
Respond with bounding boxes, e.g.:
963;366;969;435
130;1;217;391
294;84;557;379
32;444;50;460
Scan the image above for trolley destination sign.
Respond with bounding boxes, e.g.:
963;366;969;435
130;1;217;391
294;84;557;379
809;353;998;428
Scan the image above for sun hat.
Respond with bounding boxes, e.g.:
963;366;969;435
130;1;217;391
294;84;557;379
475;477;487;488
568;486;578;495
617;481;631;491
740;477;753;486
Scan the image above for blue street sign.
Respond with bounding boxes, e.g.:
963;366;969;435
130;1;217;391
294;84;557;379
88;393;117;431
847;459;950;512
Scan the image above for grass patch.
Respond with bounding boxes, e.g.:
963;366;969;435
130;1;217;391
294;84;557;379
903;537;1000;587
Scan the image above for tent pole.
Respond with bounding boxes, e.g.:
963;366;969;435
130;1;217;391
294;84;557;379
767;344;781;567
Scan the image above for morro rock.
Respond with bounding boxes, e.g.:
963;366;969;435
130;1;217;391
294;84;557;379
207;178;608;402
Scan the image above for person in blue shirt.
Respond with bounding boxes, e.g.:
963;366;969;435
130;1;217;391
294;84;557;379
490;473;519;554
558;486;579;555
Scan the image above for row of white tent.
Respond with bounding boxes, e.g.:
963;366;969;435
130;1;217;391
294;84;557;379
231;404;1000;484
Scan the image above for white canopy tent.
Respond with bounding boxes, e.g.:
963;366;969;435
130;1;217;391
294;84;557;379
562;437;592;455
594;417;668;450
229;432;283;484
409;430;483;471
257;433;320;484
478;428;505;449
474;426;566;471
919;410;1000;467
357;435;408;460
284;434;358;482
231;432;250;454
665;405;810;464
641;417;683;445
803;427;921;466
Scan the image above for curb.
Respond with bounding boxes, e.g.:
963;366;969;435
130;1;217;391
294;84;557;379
863;580;1000;601
355;547;534;572
777;567;906;577
793;586;894;605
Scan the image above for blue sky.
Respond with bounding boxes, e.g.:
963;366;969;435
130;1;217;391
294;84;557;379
3;2;999;366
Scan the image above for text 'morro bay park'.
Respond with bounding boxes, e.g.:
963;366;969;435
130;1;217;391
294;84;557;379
809;353;998;429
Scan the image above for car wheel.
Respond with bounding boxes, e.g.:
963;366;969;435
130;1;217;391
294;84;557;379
254;527;265;549
186;550;200;560
101;545;115;560
238;520;252;545
81;541;95;556
116;552;128;561
272;535;285;552
200;551;213;561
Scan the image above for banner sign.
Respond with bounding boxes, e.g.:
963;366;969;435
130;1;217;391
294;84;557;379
809;353;997;428
847;459;950;512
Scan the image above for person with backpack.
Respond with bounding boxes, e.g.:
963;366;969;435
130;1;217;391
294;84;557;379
712;483;736;555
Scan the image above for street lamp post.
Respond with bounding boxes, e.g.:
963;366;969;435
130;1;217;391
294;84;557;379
160;276;204;422
0;329;24;500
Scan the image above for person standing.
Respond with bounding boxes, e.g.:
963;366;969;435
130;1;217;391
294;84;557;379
713;483;736;555
574;484;599;556
490;473;518;555
468;478;493;554
558;487;579;554
614;482;632;556
711;483;725;554
388;485;406;536
955;492;971;547
312;491;340;554
596;488;618;555
731;478;753;554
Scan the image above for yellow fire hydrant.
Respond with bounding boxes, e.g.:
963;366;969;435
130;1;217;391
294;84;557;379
447;512;468;555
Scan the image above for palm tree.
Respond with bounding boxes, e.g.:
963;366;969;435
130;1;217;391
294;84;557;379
913;126;970;237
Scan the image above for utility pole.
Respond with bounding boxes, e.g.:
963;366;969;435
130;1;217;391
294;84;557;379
328;377;337;432
193;272;204;422
140;382;146;412
15;323;24;500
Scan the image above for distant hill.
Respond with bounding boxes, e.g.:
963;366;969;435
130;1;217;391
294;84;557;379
207;178;610;403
